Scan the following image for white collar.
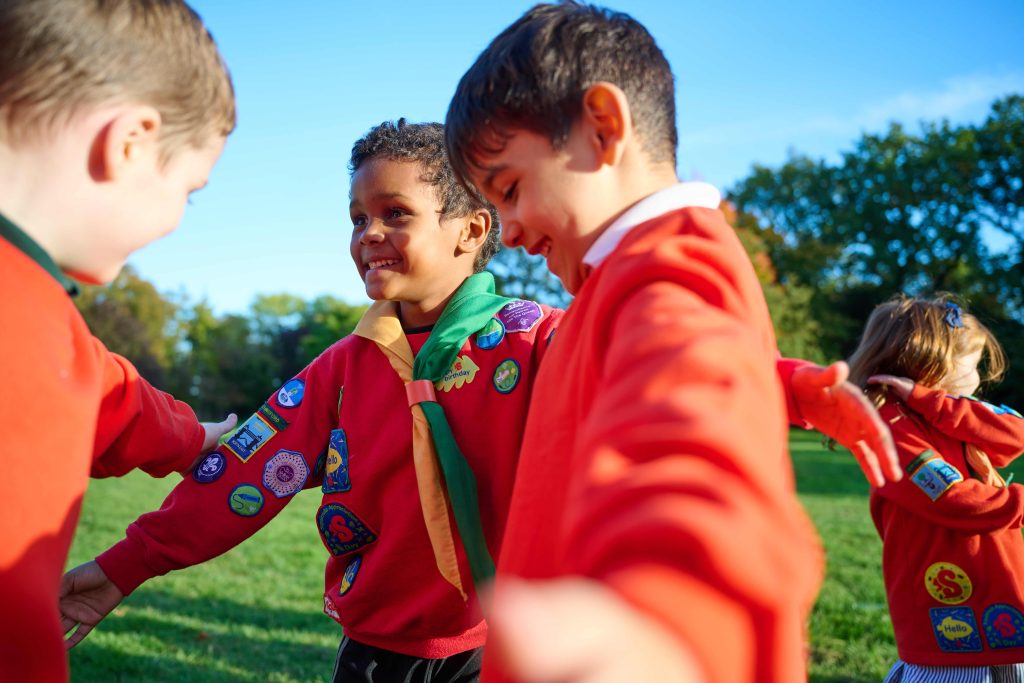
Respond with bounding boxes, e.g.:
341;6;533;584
582;181;721;269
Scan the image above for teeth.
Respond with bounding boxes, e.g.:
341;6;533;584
368;258;399;269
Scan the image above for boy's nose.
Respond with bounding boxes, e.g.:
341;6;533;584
500;219;523;249
360;220;385;244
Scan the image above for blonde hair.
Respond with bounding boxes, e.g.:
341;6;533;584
848;294;1006;405
0;0;235;159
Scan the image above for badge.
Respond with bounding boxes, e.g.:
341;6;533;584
276;378;305;408
322;429;352;494
323;595;340;620
317;504;377;556
313;448;328;479
979;400;1023;419
493;358;521;394
925;562;972;605
930;607;983;653
224;412;278;463
475;318;506;350
983;604;1024;649
498;300;542;333
435;355;480;393
228;484;264;517
193;451;227;484
263;449;309;498
257;403;289;431
338;555;362;596
909;455;963;501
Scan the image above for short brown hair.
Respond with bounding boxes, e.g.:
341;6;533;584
0;0;235;158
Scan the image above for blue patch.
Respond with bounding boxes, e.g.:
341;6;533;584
276;378;305;408
983;604;1024;649
475;317;506;350
493;358;521;394
911;457;963;501
228;484;264;517
192;451;227;484
224;413;278;463
930;607;983;653
338;555;362;596
262;449;309;498
322;429;352;494
982;401;1023;419
317;504;377;556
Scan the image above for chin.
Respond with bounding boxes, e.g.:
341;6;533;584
64;261;123;286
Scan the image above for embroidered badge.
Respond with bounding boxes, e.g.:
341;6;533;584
930;607;983;653
905;450;936;475
338;555;362;596
257;403;289;431
263;449;309;498
925;562;973;605
983;604;1024;649
909;455;963;501
435;355;480;393
322;429;352;494
493;358;521;394
323;594;340;620
498;300;542;333
192;451;227;484
313;448;327;479
224;412;279;463
317;503;377;556
228;484;264;517
979;399;1023;419
475;318;506;350
276;378;305;408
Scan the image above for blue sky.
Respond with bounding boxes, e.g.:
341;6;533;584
130;0;1024;313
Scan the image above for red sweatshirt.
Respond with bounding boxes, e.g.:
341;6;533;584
98;304;561;658
872;384;1024;665
483;206;824;683
0;219;205;683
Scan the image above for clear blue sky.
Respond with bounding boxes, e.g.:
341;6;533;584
130;0;1024;313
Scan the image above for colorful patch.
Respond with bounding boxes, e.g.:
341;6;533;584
322;429;351;494
228;484;264;517
434;354;480;392
323;594;340;620
316;503;377;556
338;555;362;596
983;604;1024;649
930;607;983;653
276;378;305;408
493;358;521;394
262;449;309;498
910;457;963;501
498;300;542;333
223;412;278;463
905;450;936;475
192;451;227;484
980;400;1023;419
925;562;973;605
257;403;289;431
475;318;506;350
313;448;327;479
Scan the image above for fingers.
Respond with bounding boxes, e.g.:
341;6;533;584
64;622;94;649
867;374;897;386
850;440;885;488
220;412;238;430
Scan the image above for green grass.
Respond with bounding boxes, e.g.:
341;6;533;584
67;433;1024;681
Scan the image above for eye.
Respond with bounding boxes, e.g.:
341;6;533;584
387;207;407;220
351;214;367;229
502;180;518;204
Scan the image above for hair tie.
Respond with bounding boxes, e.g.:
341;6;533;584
944;302;964;329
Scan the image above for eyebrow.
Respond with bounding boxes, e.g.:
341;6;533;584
480;165;507;195
348;191;412;210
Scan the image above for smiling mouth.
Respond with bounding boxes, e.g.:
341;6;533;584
366;258;401;271
526;239;551;258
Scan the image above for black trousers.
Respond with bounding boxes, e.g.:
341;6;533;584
331;636;483;683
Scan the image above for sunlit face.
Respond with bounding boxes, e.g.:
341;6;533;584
469;128;611;295
940;347;983;397
348;158;473;322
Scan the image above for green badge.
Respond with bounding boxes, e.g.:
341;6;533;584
475;317;505;350
493;358;521;394
228;484;264;517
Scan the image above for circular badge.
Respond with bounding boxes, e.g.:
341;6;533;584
338;555;362;596
277;378;305;408
263;450;309;498
925;562;973;605
193;451;226;484
475;317;506;350
493;358;521;394
228;484;265;517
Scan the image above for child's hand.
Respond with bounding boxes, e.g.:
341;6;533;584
791;361;901;486
200;413;238;454
486;577;706;683
59;560;125;649
867;374;915;401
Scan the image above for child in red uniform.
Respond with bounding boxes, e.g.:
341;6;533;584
0;2;236;681
442;3;897;681
59;120;562;682
846;296;1024;682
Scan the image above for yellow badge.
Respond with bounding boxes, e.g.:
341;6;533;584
434;355;479;392
925;562;973;605
937;615;975;640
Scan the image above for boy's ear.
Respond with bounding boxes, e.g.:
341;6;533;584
456;208;492;256
580;82;631;167
90;105;163;181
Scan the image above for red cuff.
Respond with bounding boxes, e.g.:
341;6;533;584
95;534;161;596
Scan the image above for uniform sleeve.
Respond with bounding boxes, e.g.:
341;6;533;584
90;338;205;478
776;355;813;429
561;280;821;682
876;410;1024;532
904;384;1024;466
96;347;342;595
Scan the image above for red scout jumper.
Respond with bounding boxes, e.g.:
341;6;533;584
0;217;206;683
482;184;825;683
97;302;561;658
873;384;1024;664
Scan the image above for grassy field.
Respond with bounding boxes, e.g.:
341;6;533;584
66;431;1024;682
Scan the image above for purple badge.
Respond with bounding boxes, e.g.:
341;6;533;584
498;300;542;333
263;449;309;498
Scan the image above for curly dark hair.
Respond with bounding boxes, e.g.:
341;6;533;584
349;119;501;272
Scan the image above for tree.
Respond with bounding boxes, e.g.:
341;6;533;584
488;247;572;308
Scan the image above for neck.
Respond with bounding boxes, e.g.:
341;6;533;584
397;275;472;329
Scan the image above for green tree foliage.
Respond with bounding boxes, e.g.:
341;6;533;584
488;246;572;308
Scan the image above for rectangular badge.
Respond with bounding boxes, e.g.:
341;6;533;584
912;457;963;501
224;412;278;463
